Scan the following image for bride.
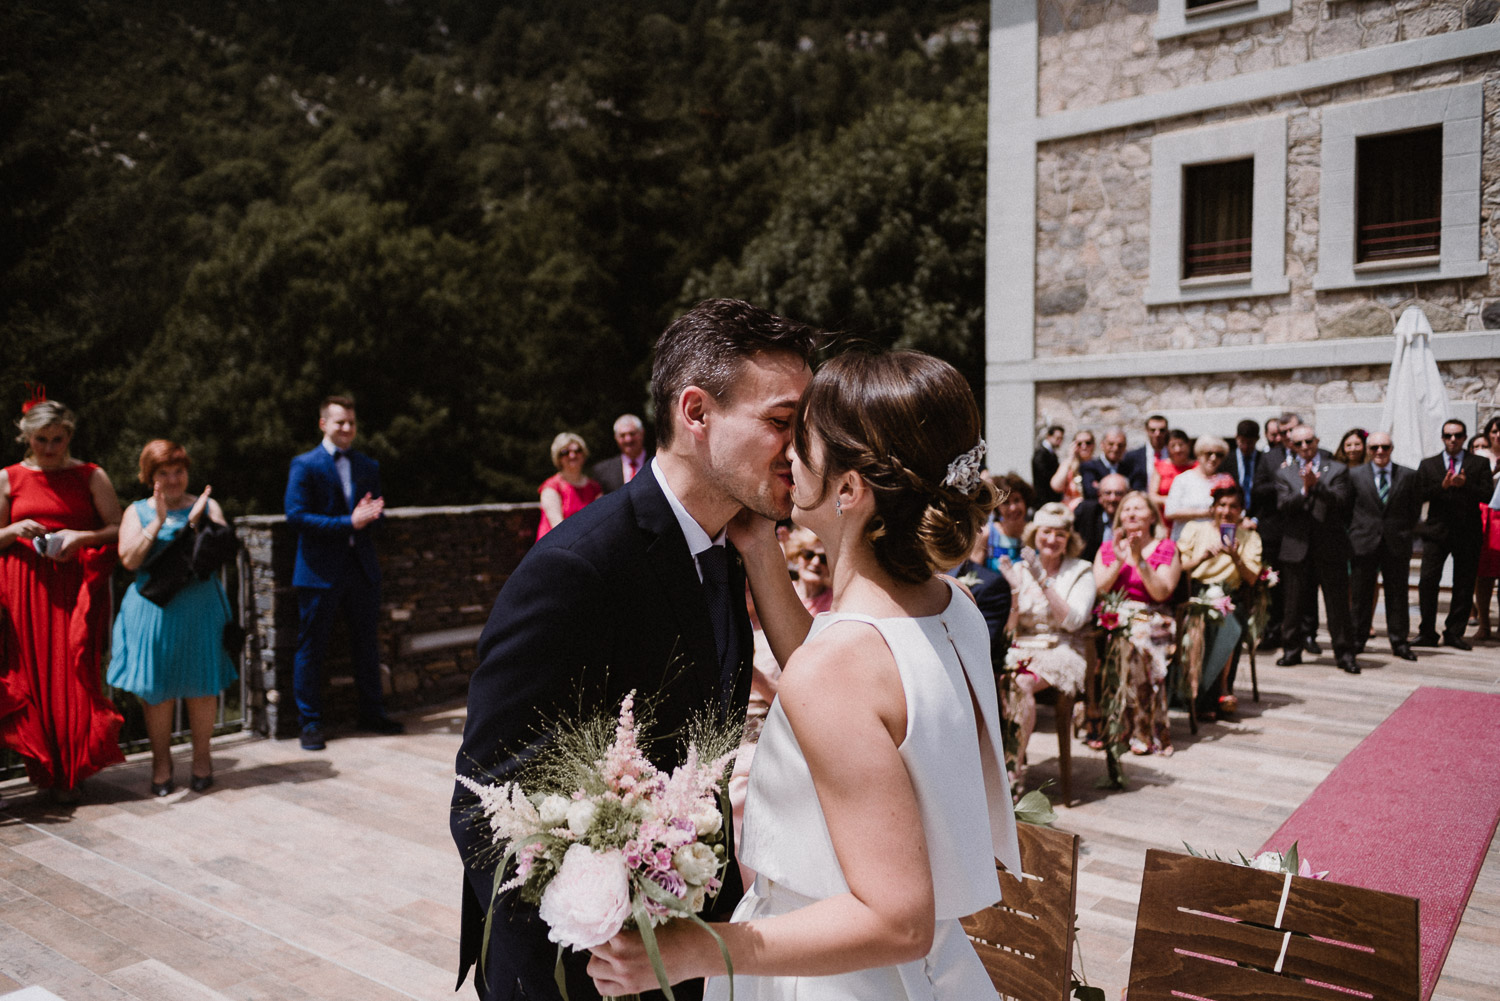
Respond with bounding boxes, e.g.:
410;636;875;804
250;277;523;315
588;349;1020;999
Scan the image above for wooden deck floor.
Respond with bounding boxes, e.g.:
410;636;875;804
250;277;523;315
0;633;1496;1001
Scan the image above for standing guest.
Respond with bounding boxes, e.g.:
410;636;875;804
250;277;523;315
1274;426;1358;673
1414;420;1494;650
1075;472;1128;562
982;473;1033;570
1032;425;1065;505
109;440;239;795
997;503;1096;789
284;395;402;753
1154;430;1197;528
1178;485;1262;720
1165;436;1232;540
1128;414;1171;496
1252;417;1293;649
452;298;821;1001
1093;491;1182;756
0;396;125;802
590;414;648;494
784;526;833;614
1081;429;1148;499
1333;428;1368;468
1474;426;1500;641
1227;419;1263;518
1049;429;1095;509
537;432;603;539
1348;432;1419;660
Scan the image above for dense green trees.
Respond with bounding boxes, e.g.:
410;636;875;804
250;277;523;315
1;0;988;512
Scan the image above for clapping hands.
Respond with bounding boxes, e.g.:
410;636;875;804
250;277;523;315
351;492;385;530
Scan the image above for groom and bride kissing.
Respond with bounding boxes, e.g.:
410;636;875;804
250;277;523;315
452;298;1020;1001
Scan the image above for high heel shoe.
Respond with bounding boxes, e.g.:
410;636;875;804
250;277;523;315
150;778;175;798
190;773;214;793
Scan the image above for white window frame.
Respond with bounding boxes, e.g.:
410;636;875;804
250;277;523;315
1155;0;1291;41
1146;115;1290;306
1314;82;1488;291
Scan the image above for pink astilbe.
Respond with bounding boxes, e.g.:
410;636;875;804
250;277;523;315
598;690;657;795
456;775;543;846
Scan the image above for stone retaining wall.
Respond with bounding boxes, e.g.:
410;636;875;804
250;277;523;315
235;503;539;739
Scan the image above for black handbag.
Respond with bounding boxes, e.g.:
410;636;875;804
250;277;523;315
136;526;196;607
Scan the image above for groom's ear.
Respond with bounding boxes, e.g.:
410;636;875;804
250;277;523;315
676;386;712;443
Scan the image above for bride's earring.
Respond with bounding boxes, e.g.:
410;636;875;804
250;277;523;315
835;497;843;517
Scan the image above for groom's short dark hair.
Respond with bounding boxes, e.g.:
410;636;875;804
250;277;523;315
650;298;821;448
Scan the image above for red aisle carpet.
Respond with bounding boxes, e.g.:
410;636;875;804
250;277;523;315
1260;686;1500;1000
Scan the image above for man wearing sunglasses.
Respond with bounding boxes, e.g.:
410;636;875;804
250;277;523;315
1415;420;1495;649
1348;433;1420;660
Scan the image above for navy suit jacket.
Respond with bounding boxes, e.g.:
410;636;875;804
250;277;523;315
284;445;381;588
451;470;752;1001
1226;447;1263;515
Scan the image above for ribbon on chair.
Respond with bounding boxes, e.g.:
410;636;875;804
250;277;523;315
1272;870;1294;973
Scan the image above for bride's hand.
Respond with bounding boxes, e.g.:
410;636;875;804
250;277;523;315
725;507;780;561
588;923;706;995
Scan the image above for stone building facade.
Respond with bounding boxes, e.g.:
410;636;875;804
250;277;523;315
987;0;1500;474
235;503;538;739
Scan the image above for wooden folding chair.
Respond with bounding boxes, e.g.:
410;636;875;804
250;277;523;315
1126;849;1420;1001
961;823;1081;1001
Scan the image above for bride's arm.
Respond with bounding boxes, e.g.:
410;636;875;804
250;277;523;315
589;623;935;992
728;511;813;666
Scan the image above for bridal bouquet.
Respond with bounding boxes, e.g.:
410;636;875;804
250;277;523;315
458;691;739;1000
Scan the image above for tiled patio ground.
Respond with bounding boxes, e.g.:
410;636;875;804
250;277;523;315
0;629;1496;1000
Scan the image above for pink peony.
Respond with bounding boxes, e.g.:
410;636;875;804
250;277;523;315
537;844;633;950
1099;610;1120;631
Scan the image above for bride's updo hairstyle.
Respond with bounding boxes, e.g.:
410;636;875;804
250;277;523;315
794;349;997;584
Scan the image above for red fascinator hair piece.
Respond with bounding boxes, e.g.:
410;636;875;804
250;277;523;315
21;383;46;413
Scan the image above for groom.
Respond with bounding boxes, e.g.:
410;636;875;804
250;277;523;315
452;299;820;1001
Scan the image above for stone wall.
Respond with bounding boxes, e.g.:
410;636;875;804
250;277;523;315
1033;60;1500;358
1037;0;1479;116
235;503;539;739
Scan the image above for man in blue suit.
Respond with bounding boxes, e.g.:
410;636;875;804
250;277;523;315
451;300;821;1001
285;395;403;751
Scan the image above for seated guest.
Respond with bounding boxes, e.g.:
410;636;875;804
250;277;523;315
997;503;1096;789
784;526;832;614
1348;432;1419;659
536;432;602;539
1165;435;1232;540
981;472;1033;570
1049;429;1095;510
1333;427;1368;469
1094;491;1182;756
1154;429;1197;519
1075;472;1128;562
1081;429;1148;499
1177;485;1261;721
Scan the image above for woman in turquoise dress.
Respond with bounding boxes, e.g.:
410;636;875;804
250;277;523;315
109;440;237;796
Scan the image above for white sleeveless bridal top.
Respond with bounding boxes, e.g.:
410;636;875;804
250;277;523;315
738;577;1022;916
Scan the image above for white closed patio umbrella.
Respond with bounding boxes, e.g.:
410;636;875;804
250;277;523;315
1378;306;1447;470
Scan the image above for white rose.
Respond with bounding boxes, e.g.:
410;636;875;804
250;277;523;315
537;845;633;950
691;806;722;837
566;798;598;837
539;795;570;827
673;842;719;885
685;883;708;913
1250;852;1285;872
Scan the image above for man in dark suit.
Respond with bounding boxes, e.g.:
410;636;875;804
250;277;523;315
1032;425;1064;505
1274;425;1358;673
284;395;403;751
1124;413;1170;489
1414;420;1495;650
451;299;820;1001
1227;419;1263;518
1075;472;1128;562
1080;430;1148;499
590;413;647;494
1250;418;1290;649
1348;432;1419;660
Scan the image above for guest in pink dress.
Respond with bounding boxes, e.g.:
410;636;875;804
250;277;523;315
1094;491;1182;756
536;432;603;539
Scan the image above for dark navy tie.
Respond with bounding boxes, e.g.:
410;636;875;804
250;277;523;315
697;546;738;708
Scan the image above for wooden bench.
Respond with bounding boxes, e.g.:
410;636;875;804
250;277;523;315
961;822;1081;1001
1126;848;1420;1001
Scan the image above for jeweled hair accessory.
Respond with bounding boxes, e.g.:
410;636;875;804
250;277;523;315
942;438;987;493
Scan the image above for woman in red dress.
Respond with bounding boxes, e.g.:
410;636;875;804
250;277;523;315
536;431;603;539
0;397;125;802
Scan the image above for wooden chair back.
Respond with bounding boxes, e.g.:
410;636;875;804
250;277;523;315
1126;849;1420;1001
960;822;1080;1001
